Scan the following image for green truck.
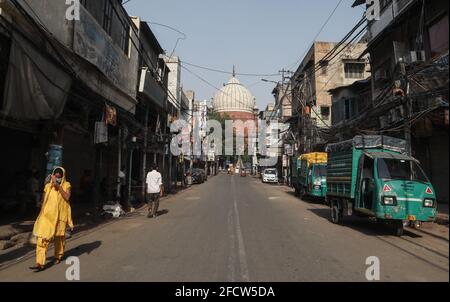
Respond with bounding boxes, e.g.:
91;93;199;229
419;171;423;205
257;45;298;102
326;135;438;236
292;153;328;199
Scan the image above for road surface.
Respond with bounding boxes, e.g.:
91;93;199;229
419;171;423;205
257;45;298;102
0;174;448;282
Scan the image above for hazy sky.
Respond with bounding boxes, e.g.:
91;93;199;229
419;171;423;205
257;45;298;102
124;0;365;110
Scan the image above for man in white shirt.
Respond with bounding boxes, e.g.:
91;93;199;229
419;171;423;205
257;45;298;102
146;165;163;218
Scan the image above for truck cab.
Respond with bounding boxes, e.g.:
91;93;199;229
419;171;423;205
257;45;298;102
294;153;328;200
356;152;437;227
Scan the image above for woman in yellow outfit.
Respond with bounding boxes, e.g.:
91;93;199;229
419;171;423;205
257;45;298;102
30;167;74;272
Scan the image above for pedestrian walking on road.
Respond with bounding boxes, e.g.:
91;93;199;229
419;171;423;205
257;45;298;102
30;167;74;272
146;165;163;218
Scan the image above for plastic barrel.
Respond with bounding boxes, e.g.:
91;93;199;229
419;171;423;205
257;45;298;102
46;144;63;176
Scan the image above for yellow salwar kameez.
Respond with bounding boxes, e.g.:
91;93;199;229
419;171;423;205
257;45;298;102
33;167;74;266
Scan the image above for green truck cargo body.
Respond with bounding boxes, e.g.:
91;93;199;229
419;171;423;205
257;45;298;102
327;149;361;200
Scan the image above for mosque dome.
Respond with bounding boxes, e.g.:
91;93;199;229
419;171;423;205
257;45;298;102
212;69;256;115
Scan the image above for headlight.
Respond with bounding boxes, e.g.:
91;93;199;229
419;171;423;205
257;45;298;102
424;199;435;208
383;196;396;206
314;179;321;186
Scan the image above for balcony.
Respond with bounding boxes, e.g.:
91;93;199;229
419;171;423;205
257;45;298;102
368;0;416;43
138;68;166;109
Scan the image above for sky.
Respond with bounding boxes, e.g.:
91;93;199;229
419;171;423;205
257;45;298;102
124;0;365;110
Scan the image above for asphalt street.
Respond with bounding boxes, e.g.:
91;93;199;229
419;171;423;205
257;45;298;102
0;173;448;282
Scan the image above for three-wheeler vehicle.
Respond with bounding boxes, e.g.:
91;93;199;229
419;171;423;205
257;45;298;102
326;135;438;236
293;152;328;200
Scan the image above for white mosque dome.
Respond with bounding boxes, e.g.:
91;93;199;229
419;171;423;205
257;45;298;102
213;72;256;114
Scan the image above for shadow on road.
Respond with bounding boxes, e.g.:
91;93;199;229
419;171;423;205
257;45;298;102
65;241;102;258
285;191;327;205
0;245;34;267
307;208;422;239
43;241;102;270
156;209;169;217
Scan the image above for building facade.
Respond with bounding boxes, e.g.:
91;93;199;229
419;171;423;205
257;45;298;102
290;41;369;153
0;0;172;217
352;0;449;203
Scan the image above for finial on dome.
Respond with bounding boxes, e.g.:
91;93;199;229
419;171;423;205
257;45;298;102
232;65;236;77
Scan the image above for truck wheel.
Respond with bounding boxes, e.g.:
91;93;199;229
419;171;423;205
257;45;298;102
299;188;306;200
331;203;343;225
393;221;404;237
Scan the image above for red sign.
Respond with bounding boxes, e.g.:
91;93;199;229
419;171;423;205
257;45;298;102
426;187;434;195
383;185;392;193
105;105;117;127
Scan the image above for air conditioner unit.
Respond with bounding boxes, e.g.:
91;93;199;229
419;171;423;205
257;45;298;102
410;50;426;63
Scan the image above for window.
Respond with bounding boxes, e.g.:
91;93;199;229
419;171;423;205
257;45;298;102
264;169;277;176
103;0;113;35
344;98;357;120
313;165;327;178
121;24;130;55
320;61;329;76
345;99;352;120
428;14;449;58
345;62;365;79
320;106;330;120
377;159;429;183
0;35;11;110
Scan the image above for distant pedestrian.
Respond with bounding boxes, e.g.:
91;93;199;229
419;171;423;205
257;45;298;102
30;167;73;272
119;166;126;203
146;165;163;219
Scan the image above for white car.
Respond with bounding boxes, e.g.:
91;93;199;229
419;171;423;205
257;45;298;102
262;169;278;184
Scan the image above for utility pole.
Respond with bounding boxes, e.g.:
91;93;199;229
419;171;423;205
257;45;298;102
279;69;293;85
399;59;412;156
141;105;149;202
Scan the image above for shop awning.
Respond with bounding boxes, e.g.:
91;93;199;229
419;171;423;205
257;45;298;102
3;33;72;120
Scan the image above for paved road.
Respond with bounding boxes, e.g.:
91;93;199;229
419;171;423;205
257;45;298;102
0;174;448;282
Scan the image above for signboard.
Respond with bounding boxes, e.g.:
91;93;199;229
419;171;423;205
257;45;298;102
94;122;108;144
105;105;117;126
73;5;137;100
283;155;288;167
284;144;293;156
139;68;166;109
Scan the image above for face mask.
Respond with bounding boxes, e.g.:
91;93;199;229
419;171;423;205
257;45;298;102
56;177;63;184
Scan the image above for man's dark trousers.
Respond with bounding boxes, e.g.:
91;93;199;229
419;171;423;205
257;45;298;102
147;193;160;218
